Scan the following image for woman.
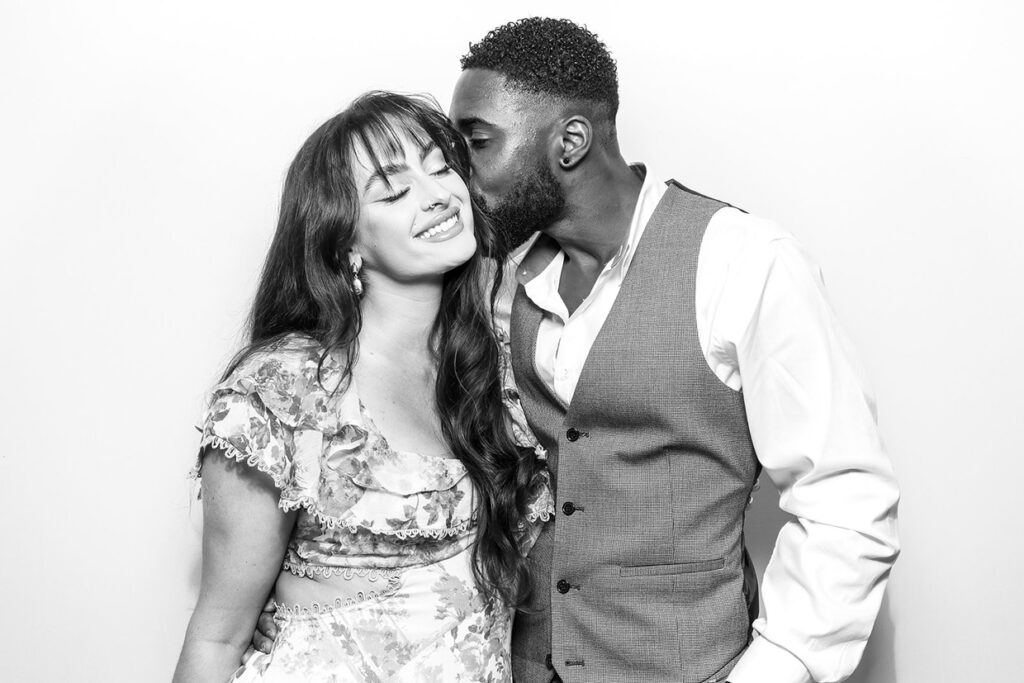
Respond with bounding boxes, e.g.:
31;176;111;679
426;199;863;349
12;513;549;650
173;92;551;682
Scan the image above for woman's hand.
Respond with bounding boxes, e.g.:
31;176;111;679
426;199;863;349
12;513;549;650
173;451;296;683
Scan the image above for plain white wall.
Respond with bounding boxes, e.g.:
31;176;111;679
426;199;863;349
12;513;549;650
2;1;1021;680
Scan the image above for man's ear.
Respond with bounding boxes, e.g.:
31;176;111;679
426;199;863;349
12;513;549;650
556;115;592;170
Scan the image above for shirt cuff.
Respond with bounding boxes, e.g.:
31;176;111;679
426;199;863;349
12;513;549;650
726;635;814;683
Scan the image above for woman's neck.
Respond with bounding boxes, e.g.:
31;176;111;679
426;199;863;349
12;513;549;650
357;277;442;359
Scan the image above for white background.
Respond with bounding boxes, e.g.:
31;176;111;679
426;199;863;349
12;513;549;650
1;1;1021;681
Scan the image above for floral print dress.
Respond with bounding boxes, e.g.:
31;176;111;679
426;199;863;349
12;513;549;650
192;334;551;682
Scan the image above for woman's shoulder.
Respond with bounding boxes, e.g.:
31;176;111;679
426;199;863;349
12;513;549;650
212;333;355;432
224;333;337;388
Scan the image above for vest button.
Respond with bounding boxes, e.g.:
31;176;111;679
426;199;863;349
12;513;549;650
566;427;580;442
556;579;571;594
562;502;576;515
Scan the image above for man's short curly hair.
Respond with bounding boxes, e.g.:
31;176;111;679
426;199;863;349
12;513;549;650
461;17;619;120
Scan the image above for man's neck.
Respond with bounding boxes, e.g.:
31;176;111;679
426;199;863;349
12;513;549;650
544;159;643;314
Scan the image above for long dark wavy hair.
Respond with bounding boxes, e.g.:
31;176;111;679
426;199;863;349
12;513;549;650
227;91;536;606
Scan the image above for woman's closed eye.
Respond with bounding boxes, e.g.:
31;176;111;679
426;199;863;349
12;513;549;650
379;186;410;203
427;163;452;177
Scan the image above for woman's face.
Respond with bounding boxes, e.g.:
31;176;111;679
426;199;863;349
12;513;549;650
351;129;477;286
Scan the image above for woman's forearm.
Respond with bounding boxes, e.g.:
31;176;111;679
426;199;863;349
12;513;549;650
174;598;265;682
173;630;248;683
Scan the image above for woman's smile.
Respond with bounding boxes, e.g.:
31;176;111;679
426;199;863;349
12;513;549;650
414;207;464;241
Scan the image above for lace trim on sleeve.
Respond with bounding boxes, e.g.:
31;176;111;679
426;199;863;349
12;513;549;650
192;434;292;491
195;440;477;539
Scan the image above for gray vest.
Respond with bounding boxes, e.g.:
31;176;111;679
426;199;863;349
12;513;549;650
510;182;761;683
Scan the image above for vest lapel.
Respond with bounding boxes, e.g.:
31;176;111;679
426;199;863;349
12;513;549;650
511;283;569;414
509;283;543;394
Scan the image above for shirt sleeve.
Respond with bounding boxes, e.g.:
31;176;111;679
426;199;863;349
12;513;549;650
696;210;901;683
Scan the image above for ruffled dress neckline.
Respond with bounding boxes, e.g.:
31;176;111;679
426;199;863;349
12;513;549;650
343;391;467;497
195;334;475;540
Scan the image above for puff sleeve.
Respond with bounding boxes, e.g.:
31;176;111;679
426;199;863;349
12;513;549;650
191;335;369;518
196;386;295;491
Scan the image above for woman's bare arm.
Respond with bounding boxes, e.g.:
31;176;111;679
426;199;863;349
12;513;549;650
173;451;296;683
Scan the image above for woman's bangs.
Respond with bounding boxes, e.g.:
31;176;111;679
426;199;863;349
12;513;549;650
350;111;439;184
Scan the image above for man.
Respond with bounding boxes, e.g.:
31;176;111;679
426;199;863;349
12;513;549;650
254;18;899;682
449;17;899;683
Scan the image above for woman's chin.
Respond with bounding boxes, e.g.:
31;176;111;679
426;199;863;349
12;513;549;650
437;232;478;271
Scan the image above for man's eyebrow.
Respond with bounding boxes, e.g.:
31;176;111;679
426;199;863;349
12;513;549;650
454;116;492;130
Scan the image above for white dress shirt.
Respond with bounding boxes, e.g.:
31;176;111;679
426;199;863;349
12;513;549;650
494;167;900;683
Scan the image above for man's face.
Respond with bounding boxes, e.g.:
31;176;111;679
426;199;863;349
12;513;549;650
449;69;565;251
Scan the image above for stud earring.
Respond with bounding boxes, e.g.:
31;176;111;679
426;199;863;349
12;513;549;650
561;156;571;167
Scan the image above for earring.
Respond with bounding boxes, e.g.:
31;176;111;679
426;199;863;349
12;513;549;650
348;253;363;297
560;156;572;167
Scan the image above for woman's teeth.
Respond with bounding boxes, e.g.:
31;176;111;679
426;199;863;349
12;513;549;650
417;214;459;239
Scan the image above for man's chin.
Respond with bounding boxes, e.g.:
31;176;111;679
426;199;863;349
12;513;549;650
470;195;527;253
491;213;542;253
472;173;563;253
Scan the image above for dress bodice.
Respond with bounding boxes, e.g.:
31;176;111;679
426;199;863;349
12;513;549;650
193;334;551;578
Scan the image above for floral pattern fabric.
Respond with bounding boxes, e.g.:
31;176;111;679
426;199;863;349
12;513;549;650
193;334;552;681
231;552;513;682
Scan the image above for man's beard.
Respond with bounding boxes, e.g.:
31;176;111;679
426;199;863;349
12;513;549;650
473;158;566;257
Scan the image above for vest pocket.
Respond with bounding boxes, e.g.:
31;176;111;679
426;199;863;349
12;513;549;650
619;557;725;577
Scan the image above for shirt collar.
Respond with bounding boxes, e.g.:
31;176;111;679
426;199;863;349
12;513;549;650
617;164;666;275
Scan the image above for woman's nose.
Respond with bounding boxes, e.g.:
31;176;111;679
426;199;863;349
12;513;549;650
420;178;451;211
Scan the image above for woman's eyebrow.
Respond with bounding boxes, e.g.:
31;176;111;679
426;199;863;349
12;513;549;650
364;141;443;192
419;141;439;159
363;162;407;193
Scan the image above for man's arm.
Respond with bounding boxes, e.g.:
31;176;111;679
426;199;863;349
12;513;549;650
698;214;900;683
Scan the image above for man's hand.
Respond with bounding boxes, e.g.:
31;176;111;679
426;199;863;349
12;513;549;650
251;599;278;654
